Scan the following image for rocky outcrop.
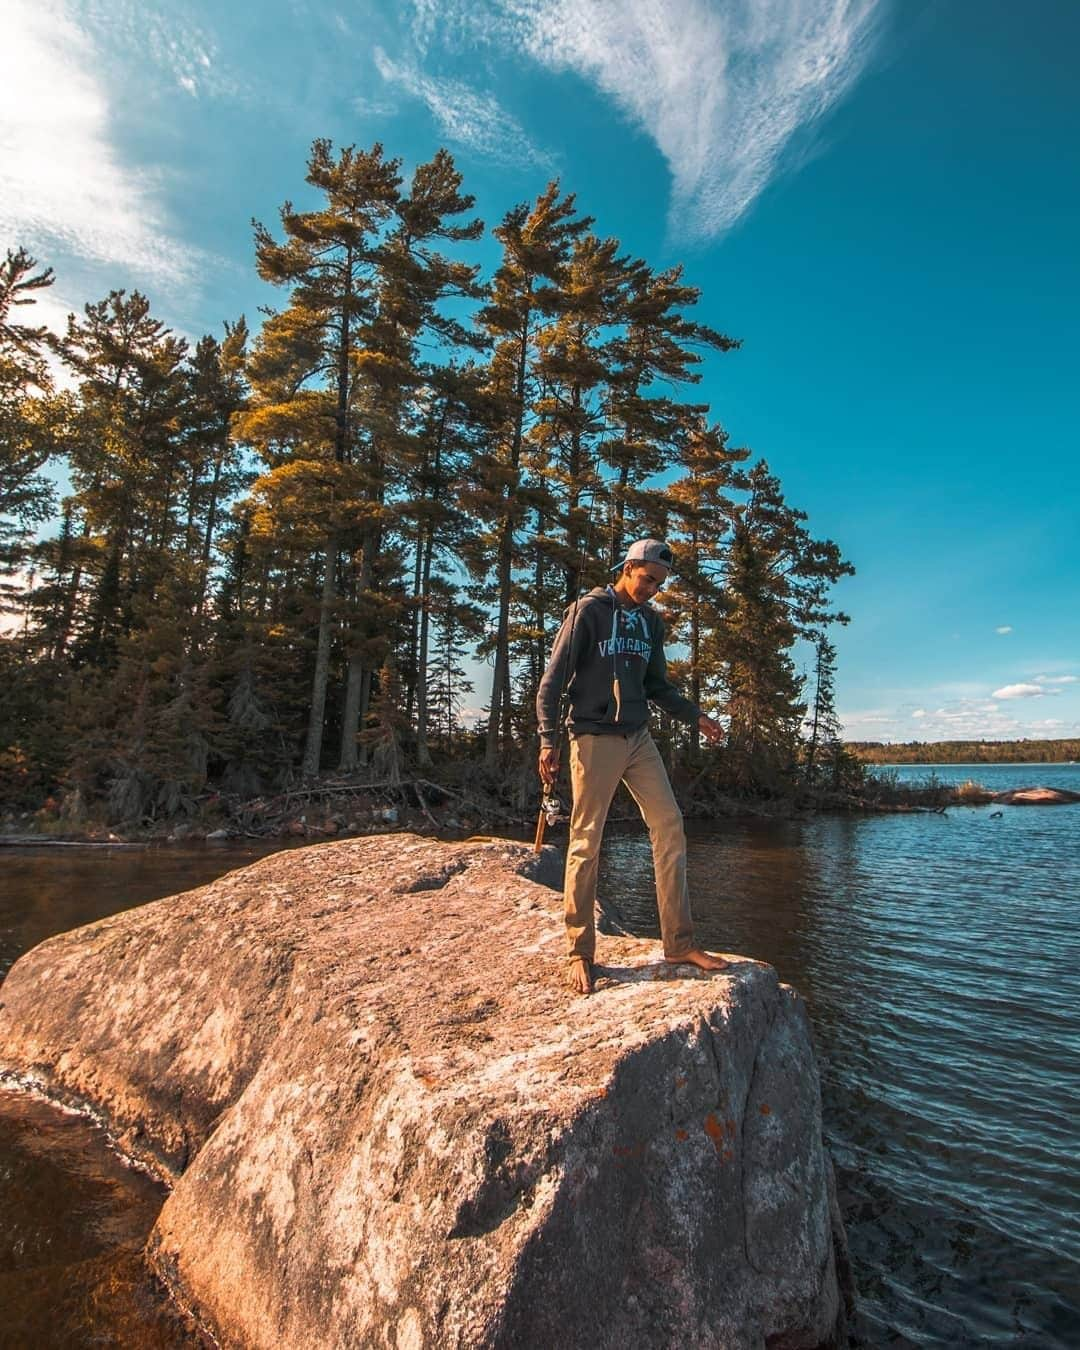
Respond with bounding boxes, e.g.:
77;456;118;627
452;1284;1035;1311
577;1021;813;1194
992;787;1080;805
0;834;850;1349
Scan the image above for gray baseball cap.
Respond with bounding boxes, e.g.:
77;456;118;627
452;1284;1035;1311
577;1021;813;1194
612;538;674;572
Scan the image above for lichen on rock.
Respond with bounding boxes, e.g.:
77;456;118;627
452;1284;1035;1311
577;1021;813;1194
0;833;851;1348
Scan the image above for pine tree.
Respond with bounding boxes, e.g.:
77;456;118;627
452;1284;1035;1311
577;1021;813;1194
530;234;626;593
56;290;190;665
397;364;487;765
425;580;485;755
336;148;483;770
242;140;401;777
714;462;853;791
604;262;738;559
804;631;843;786
182;321;250;636
662;419;749;750
0;246;57;389
0;247;63;588
243;141;482;778
359;653;409;786
471;183;590;766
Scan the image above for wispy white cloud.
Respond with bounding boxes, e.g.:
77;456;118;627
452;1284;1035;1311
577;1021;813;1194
836;707;895;727
411;0;882;240
1035;674;1077;685
842;692;1080;743
374;47;553;168
354;89;400;120
71;0;236;101
993;683;1047;701
1;0;198;292
995;625;1013;634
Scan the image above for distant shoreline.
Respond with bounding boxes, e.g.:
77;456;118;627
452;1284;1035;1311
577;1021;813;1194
870;762;1078;769
848;737;1080;767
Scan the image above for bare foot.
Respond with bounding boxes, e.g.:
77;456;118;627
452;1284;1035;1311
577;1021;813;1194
567;956;595;995
664;948;729;973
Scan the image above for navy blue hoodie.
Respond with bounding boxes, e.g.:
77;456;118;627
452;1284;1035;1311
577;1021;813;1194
536;586;701;748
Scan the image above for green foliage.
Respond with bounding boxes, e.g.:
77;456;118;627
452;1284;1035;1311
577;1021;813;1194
0;248;63;588
242;140;484;777
850;738;1080;765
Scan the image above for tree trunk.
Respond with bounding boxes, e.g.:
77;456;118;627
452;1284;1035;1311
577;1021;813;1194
405;532;423;723
485;522;514;768
339;651;364;771
358;667;374;767
484;322;529;768
532;522;547;699
414;521;435;768
689;527;701;753
194;448;225;630
338;510;380;769
301;532;338;778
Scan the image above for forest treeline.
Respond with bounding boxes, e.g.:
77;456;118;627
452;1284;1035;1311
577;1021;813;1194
850;739;1080;765
0;140;858;828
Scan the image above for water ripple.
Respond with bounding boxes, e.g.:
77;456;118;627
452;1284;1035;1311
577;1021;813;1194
599;789;1080;1346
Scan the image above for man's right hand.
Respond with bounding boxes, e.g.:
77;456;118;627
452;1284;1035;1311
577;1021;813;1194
538;747;560;787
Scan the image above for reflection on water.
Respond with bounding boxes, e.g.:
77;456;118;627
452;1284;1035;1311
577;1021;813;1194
0;842;291;982
0;1088;196;1348
0;843;286;1349
600;802;1080;1347
2;793;1079;1347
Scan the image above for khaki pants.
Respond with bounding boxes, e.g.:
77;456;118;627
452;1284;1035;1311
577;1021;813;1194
565;726;694;961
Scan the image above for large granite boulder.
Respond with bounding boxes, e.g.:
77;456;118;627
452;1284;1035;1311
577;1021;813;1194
0;834;850;1349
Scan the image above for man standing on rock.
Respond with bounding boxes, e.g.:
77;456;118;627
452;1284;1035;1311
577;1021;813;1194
536;538;730;995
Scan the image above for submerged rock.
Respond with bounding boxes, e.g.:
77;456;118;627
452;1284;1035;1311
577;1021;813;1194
0;834;850;1349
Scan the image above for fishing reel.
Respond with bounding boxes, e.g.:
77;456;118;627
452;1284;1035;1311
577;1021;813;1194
541;792;569;827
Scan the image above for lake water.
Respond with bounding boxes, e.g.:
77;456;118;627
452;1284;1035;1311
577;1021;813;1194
2;766;1079;1346
867;760;1080;792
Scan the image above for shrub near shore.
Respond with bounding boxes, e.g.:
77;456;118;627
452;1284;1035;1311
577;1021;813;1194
3;757;1046;845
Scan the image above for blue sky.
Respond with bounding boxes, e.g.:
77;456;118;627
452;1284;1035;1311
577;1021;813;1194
4;0;1078;744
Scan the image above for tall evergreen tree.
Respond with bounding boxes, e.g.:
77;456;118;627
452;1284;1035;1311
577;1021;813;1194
0;246;57;388
241;140;402;777
714;462;853;791
804;631;843;785
425;579;485;755
0;247;62;587
662;419;749;750
242;141;482;777
58;290;189;666
604;262;738;559
397;364;488;765
182;321;250;635
336;148;483;769
471;183;590;766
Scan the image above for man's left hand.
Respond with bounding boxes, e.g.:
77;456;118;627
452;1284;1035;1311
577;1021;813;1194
698;714;725;745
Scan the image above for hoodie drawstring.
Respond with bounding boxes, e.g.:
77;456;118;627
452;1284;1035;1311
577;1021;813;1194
609;597;623;722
